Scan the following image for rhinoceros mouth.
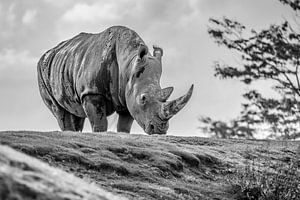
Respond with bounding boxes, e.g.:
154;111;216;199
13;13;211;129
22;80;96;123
145;122;167;135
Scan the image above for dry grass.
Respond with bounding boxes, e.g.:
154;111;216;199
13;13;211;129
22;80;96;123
227;152;300;200
0;131;299;200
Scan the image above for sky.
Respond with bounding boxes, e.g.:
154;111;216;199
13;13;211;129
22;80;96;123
0;0;293;136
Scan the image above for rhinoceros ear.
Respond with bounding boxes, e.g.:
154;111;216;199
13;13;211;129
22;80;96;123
153;45;163;62
138;44;148;60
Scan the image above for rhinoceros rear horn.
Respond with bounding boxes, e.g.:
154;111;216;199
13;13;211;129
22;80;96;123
158;87;174;102
160;84;194;120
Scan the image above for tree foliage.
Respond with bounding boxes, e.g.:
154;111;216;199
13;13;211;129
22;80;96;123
200;0;300;139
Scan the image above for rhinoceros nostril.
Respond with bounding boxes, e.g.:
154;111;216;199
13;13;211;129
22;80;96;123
149;124;154;130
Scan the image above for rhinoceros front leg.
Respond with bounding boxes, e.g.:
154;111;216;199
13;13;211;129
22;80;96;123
117;110;134;133
82;95;108;132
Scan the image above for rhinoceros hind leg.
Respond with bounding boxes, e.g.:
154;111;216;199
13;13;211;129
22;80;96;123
52;105;85;132
82;95;108;132
39;91;84;131
117;110;134;133
57;111;85;132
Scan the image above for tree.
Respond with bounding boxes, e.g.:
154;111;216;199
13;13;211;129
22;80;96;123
200;0;300;139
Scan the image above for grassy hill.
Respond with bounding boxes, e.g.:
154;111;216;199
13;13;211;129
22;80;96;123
0;145;125;200
0;131;299;200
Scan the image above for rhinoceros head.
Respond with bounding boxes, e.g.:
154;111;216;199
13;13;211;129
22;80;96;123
125;44;193;135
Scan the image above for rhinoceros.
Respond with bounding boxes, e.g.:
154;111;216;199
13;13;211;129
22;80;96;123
37;26;193;134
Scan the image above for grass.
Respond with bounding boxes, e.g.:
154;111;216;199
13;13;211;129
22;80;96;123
0;131;299;200
227;148;300;200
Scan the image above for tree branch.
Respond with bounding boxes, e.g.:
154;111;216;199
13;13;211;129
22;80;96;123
280;65;300;97
295;64;300;89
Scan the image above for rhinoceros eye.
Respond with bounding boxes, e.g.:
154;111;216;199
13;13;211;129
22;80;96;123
139;94;147;105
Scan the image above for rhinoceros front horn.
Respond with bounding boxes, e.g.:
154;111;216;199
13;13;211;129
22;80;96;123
160;84;194;120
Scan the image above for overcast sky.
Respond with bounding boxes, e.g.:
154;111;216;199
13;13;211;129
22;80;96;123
0;0;293;135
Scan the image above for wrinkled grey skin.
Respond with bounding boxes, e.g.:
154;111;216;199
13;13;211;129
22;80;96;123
37;26;193;134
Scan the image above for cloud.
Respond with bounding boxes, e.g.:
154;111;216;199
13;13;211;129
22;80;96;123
22;9;37;25
55;0;199;43
0;48;36;69
61;3;119;23
6;3;16;25
56;1;124;39
42;0;76;7
59;0;196;28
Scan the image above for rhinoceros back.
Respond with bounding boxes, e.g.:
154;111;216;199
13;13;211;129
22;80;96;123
38;29;118;117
